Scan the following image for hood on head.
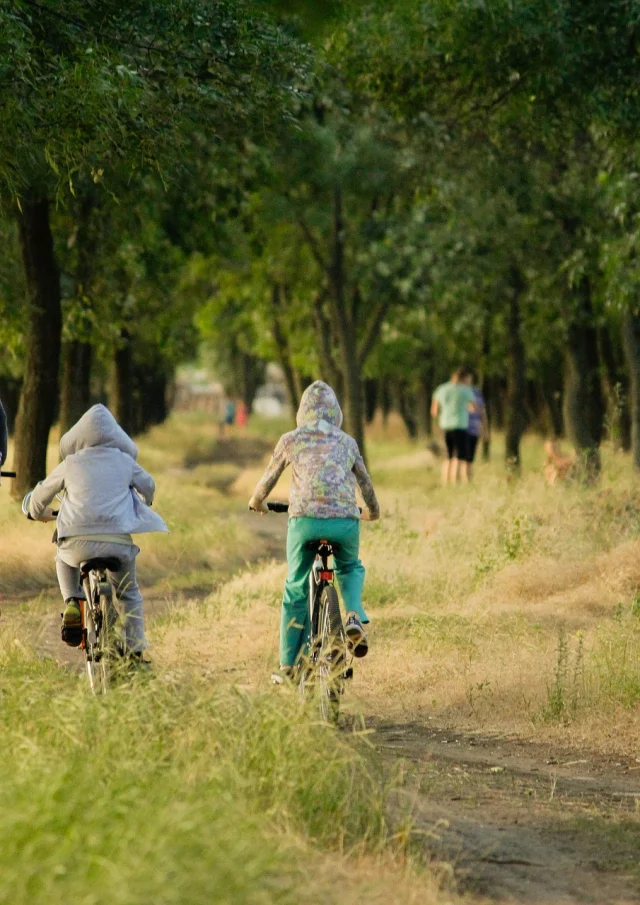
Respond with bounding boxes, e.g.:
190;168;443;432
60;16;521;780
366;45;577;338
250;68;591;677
59;404;138;460
296;381;343;428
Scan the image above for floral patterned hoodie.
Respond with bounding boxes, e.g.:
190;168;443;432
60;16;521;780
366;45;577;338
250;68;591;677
251;381;379;520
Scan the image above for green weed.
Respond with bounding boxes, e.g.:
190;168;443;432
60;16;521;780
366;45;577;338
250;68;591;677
539;629;584;723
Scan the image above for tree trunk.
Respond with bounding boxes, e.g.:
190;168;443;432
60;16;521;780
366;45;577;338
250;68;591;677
277;351;300;414
312;294;343;394
480;312;492;460
340;327;366;453
364;378;378;423
504;267;527;473
134;362;169;433
563;278;605;479
599;325;631;451
415;374;433;437
621;308;640;470
12;199;62;498
540;366;564;438
239;353;265;412
380;379;392;427
487;376;507;432
396;382;418;438
112;329;135;435
60;189;97;435
271;283;300;414
59;340;93;434
0;376;22;434
481;375;491;461
327;186;366;456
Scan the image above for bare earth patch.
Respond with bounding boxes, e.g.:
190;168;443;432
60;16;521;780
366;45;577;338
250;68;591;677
377;721;640;903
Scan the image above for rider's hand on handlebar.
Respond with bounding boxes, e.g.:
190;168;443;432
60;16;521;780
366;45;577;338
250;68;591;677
360;508;380;522
248;496;269;514
39;506;58;523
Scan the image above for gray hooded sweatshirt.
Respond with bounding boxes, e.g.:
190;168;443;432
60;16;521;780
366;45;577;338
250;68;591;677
28;404;168;539
252;381;379;520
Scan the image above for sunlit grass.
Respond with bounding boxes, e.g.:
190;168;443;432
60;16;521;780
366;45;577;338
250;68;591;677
5;410;640;901
0;637;437;905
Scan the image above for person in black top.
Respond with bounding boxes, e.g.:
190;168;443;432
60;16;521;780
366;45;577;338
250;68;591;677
0;397;7;471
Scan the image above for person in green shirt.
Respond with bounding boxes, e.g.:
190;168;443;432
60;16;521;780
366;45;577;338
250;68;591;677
431;367;476;485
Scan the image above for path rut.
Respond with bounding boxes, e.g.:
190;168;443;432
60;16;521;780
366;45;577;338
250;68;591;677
375;721;640;903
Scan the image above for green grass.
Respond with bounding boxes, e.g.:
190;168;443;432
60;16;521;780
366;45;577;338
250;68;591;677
0;639;395;905
539;616;640;723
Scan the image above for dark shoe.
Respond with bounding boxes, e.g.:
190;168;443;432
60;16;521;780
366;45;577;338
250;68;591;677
61;599;82;647
128;651;152;673
345;613;368;658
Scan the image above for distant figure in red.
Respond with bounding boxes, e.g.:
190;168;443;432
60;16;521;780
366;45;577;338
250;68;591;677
236;399;248;429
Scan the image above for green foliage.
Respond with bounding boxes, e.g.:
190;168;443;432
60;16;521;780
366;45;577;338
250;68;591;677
0;0;307;199
539;629;584;723
0;213;25;377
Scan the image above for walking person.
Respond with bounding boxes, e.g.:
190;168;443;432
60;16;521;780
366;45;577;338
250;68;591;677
236;399;248;430
463;371;488;480
431;367;476;485
219;397;236;437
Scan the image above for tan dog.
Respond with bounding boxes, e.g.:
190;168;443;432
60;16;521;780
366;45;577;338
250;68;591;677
544;439;576;484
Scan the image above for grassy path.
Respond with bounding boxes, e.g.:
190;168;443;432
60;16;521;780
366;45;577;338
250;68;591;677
3;415;640;903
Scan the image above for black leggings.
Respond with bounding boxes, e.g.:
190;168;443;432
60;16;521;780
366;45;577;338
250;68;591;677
444;429;468;460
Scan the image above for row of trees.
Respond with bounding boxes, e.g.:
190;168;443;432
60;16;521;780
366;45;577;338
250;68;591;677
2;0;640;491
0;0;305;496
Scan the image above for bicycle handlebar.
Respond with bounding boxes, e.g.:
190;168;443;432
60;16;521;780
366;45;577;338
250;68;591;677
250;501;363;515
267;501;289;513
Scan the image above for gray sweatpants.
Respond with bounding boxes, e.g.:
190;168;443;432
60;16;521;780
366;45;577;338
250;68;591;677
56;540;147;652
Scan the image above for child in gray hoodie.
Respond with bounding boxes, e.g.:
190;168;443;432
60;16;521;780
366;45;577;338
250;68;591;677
24;405;168;656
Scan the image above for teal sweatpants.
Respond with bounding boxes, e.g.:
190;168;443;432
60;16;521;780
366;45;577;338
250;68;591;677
280;517;369;667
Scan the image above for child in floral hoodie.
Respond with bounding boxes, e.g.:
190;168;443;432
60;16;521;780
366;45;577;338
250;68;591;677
249;381;380;672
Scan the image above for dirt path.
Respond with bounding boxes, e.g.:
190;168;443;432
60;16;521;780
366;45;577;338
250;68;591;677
375;721;640;903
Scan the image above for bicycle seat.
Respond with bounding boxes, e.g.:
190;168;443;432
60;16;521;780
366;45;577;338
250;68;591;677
306;540;341;552
80;557;122;574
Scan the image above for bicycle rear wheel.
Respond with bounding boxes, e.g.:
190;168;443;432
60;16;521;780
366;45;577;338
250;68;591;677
315;585;345;722
85;579;118;695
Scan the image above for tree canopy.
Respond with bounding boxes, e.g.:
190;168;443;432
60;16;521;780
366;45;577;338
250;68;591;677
2;0;640;485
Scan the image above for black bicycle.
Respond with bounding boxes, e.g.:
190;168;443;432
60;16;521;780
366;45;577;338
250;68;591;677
251;501;354;722
75;557;123;695
24;491;124;695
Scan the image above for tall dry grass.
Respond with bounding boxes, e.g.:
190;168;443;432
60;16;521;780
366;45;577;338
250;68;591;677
150;419;640;755
5;412;640;757
5;411;640;901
